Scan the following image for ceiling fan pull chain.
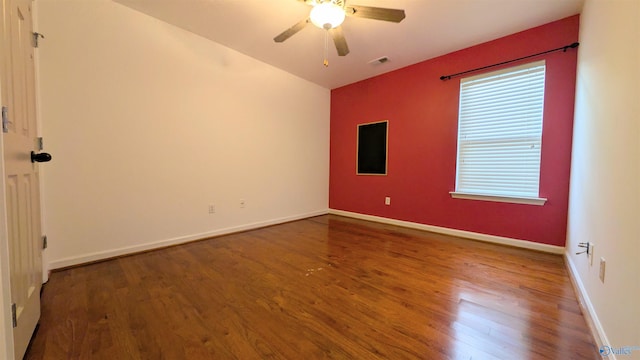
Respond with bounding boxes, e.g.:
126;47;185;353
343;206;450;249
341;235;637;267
323;30;329;67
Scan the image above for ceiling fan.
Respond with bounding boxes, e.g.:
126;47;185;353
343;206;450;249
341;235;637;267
273;0;406;65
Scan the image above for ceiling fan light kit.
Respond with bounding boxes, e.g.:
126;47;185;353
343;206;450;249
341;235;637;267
310;2;345;29
274;0;406;67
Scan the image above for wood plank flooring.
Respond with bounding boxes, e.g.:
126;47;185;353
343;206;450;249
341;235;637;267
25;215;598;359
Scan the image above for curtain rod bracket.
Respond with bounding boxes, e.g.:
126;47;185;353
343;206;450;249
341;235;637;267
563;42;580;52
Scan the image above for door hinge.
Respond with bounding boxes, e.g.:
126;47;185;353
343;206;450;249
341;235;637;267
2;106;9;133
11;303;17;328
32;32;44;48
42;235;48;249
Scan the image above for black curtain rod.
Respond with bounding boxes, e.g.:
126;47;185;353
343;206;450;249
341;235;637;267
439;42;579;81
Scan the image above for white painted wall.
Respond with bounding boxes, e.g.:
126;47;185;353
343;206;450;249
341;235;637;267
566;0;640;355
37;0;330;269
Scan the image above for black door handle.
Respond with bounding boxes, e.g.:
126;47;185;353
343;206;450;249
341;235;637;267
31;151;52;163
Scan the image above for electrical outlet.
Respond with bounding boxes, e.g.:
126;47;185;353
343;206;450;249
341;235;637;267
385;197;391;205
599;257;606;283
208;204;215;214
240;199;246;208
588;243;594;265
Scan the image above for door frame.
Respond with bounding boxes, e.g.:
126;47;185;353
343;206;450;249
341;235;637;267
0;81;15;360
0;146;14;360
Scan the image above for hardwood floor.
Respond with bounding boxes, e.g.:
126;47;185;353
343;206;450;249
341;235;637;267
25;215;598;359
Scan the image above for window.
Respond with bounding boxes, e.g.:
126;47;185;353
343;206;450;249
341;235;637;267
451;60;547;205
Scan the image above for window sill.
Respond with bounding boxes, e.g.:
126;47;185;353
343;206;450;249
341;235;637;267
449;192;547;206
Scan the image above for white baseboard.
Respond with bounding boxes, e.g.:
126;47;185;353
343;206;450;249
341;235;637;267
329;209;565;254
48;209;329;270
564;253;612;359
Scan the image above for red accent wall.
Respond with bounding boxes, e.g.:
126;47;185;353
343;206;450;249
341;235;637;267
329;15;580;246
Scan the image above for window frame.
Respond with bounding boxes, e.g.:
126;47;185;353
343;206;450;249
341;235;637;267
450;60;548;206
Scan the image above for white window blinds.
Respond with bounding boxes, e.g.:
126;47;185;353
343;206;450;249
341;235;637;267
454;60;546;200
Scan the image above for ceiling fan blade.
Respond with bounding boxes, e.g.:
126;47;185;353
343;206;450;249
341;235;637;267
329;26;349;56
273;18;310;43
345;5;406;22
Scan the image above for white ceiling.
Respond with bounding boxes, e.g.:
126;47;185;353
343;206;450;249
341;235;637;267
113;0;584;89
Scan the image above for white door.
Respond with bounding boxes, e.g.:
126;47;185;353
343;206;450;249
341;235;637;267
0;0;44;358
